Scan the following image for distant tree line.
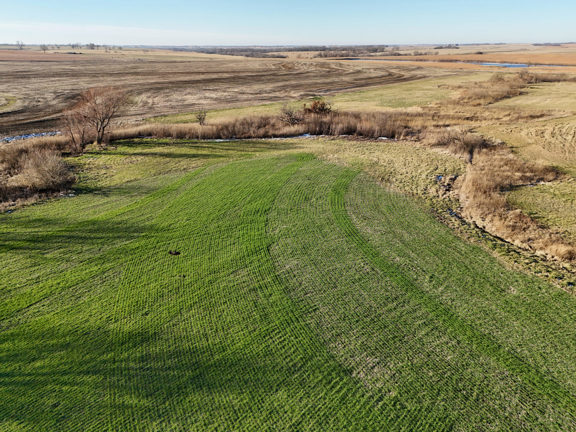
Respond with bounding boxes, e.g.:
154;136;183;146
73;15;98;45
10;42;125;53
181;45;407;59
176;48;288;58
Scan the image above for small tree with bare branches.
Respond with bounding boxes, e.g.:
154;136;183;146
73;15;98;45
61;109;90;154
279;104;304;125
196;110;207;126
40;44;49;53
16;41;24;50
62;87;127;151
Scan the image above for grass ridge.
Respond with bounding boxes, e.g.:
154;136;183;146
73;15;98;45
329;170;576;412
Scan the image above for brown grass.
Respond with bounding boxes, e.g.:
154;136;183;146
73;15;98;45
0;138;74;206
457;147;576;261
456;74;525;105
9;149;75;191
455;72;576;106
111;111;426;141
426;129;489;163
423;124;576;262
0;136;68;173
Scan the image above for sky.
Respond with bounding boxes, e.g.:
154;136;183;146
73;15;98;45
1;0;575;46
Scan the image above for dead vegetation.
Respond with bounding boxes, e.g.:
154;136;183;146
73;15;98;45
0;138;74;206
426;129;489;163
112;109;425;141
426;128;576;262
458;148;575;261
456;71;576;105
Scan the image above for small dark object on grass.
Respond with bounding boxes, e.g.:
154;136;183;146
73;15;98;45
169;251;181;256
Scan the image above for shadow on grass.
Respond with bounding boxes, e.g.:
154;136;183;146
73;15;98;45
0;215;151;255
103;150;227;159
0;325;288;429
114;138;297;153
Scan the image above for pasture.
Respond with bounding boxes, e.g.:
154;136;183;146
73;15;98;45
2;139;576;430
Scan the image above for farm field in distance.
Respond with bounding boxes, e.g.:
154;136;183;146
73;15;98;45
0;47;426;136
2;40;576;431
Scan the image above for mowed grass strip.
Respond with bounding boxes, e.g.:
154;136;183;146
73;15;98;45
270;160;576;430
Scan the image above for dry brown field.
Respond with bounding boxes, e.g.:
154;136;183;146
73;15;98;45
0;48;432;136
353;44;576;67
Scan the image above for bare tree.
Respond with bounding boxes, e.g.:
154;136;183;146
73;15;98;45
61;109;90;153
16;41;24;50
40;44;49;53
195;110;208;126
62;87;127;150
279;105;303;125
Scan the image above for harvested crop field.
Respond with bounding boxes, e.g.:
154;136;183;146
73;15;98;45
0;49;428;136
2;139;576;430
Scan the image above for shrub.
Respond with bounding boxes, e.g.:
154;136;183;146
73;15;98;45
196;110;207;126
11;149;75;191
304;98;332;115
279;105;304;126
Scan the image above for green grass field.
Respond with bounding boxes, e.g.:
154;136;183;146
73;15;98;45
2;140;576;430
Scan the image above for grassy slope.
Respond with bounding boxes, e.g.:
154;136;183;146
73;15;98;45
2;140;576;430
508;180;576;242
271;163;576;430
486;82;576;173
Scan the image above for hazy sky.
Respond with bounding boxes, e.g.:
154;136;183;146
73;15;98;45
1;0;575;46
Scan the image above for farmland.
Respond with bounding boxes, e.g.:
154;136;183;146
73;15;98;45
2;42;576;431
0;48;427;136
2;139;576;430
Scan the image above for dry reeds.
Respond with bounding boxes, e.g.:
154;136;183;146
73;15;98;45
111;111;425;142
10;149;75;191
426;129;489;163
